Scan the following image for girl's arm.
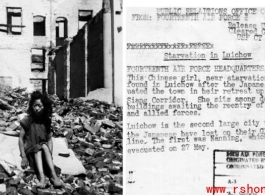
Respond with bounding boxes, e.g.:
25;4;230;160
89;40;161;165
47;132;53;155
18;127;28;169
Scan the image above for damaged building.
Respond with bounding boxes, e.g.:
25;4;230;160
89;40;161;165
0;0;123;105
0;1;123;194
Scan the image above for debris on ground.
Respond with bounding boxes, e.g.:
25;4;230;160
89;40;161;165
0;87;123;195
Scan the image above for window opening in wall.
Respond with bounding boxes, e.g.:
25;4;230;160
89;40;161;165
56;17;67;38
30;79;47;93
7;7;22;35
56;17;68;46
78;10;92;29
33;16;45;36
31;49;45;71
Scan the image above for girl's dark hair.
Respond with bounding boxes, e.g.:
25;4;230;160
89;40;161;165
27;91;53;127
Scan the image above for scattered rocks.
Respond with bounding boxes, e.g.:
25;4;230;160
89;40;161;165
0;88;123;195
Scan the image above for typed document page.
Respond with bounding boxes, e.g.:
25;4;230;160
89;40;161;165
126;7;265;195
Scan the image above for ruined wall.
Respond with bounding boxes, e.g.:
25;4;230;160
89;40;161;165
0;1;43;90
113;0;123;105
45;0;122;105
87;10;104;91
70;26;87;98
0;0;102;91
55;47;64;99
48;56;56;95
68;8;104;98
50;0;103;47
0;0;51;91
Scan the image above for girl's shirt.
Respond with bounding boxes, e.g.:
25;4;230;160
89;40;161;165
20;116;52;154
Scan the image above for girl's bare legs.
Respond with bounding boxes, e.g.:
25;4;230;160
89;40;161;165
41;144;61;187
34;151;46;188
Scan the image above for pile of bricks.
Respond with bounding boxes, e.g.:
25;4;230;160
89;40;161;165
0;88;123;195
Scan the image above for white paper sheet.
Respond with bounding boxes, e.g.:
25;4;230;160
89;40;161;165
126;4;265;195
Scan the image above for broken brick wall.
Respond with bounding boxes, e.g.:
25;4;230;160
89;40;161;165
68;9;104;98
48;56;56;95
50;0;102;47
0;76;12;96
69;26;87;98
87;10;104;92
0;0;102;91
0;1;48;91
47;1;123;105
113;0;123;106
55;47;64;99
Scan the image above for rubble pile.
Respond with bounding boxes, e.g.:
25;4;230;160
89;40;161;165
0;88;123;195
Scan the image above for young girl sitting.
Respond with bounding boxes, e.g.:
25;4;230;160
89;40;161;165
18;91;61;188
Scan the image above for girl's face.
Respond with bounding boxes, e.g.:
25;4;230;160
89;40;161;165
33;99;44;116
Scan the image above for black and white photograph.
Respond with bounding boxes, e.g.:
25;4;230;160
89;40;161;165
0;0;123;194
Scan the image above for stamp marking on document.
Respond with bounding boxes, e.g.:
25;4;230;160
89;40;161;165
214;150;265;195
